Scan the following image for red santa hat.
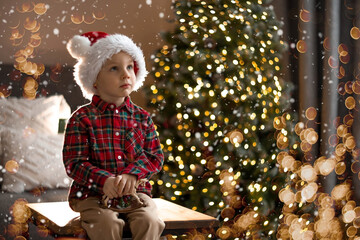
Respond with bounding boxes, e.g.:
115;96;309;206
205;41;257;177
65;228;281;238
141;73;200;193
66;31;147;100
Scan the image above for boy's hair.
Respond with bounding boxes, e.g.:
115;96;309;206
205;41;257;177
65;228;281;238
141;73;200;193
67;32;148;100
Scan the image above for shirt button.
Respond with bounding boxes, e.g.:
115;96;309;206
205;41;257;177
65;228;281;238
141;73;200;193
110;104;114;109
115;109;119;114
115;132;120;136
117;155;121;160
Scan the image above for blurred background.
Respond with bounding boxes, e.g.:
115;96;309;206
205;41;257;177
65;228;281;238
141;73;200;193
1;0;360;239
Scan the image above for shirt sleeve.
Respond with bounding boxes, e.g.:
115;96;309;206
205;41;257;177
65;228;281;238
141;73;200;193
122;115;164;180
63;113;114;194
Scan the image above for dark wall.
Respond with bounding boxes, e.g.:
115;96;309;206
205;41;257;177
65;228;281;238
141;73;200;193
0;64;87;112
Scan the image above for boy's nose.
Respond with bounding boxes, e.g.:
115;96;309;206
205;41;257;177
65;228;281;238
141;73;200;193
122;70;130;79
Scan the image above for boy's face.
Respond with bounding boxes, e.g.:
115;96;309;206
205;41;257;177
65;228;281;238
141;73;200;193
95;51;136;106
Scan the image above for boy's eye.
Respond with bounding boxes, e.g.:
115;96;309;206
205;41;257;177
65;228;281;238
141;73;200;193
110;66;118;71
127;65;133;70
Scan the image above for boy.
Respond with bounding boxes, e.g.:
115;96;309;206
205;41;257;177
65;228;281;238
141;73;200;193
63;31;165;240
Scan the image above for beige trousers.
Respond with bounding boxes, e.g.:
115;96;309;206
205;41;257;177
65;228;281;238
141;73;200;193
71;193;165;240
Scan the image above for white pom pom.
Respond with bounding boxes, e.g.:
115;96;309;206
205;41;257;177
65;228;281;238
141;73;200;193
66;35;91;59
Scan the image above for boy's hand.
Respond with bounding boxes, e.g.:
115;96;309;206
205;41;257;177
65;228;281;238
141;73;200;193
103;175;122;199
117;174;137;197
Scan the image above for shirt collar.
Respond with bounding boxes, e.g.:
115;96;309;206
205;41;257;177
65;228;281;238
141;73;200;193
92;95;134;113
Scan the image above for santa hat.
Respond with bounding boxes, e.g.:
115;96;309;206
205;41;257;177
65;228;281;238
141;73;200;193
66;31;147;100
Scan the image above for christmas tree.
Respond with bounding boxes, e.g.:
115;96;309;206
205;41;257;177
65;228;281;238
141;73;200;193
145;0;292;238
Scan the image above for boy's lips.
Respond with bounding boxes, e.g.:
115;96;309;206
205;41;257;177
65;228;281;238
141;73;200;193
120;84;131;88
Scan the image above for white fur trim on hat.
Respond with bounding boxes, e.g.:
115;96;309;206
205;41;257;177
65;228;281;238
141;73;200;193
66;33;148;100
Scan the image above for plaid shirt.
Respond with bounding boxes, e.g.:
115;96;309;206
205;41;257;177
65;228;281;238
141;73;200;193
63;95;164;201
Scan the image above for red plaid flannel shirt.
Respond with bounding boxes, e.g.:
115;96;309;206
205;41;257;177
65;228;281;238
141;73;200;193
63;95;164;201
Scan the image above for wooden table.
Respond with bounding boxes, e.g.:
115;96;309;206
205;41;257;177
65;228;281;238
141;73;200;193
27;198;219;239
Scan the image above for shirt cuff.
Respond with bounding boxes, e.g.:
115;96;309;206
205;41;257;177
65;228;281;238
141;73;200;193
122;164;147;180
95;171;115;193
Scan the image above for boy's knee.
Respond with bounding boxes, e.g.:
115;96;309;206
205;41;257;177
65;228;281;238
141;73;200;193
82;209;125;229
101;211;125;227
142;214;165;230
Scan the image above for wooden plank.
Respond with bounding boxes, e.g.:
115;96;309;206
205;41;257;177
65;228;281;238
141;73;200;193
27;198;219;237
27;201;78;227
154;198;219;229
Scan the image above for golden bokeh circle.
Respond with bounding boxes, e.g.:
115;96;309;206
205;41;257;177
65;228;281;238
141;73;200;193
319;159;336;176
345;96;356;110
355;207;360;217
273;116;285;130
10;199;31;224
335;162;346;175
300;141;312;152
353;81;360;94
320;207;335;219
343;114;354;126
340;54;350;64
84;14;96;24
337;82;346;95
29;33;41;48
337;66;345;79
320;196;333;208
328;134;339;147
328;56;339;68
71;14;84;24
345;81;353;94
306;130;318;145
300;165;317;182
300;129;306;141
346;226;357;237
23;77;38;92
206;157;216;171
323;37;330;51
5;159;19;174
17;2;33;13
351;161;360;173
350;27;360;40
280;188;295;205
0;84;12;98
31;22;41;33
34;3;48;15
300;9;311;22
345;136;356;150
276;151;287;164
93;10;106;20
344;201;356;212
353;149;360;158
301;183;318;202
305;107;317;120
331;183;350;201
337;125;348;138
216;226;232;239
24;17;37;31
282;155;295;170
338;43;348;56
277;134;289;150
221;207;235;219
354;217;360;228
295;191;302;203
335;143;346;156
295;122;305;135
229;130;244;145
296;40;307;53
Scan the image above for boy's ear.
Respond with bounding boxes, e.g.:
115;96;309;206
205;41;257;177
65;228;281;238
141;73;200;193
93;82;97;89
